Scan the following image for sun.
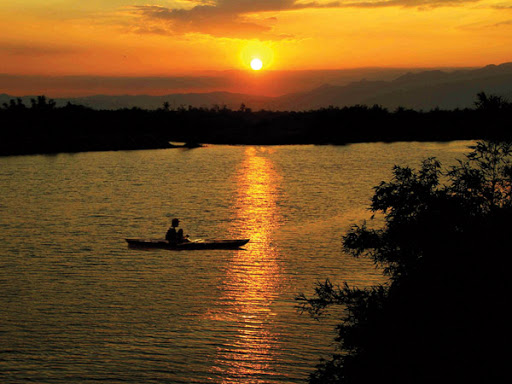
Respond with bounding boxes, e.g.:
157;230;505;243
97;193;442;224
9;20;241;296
250;58;263;71
239;41;274;71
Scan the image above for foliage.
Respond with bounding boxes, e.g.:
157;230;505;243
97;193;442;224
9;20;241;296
1;93;512;156
475;92;511;111
297;140;510;383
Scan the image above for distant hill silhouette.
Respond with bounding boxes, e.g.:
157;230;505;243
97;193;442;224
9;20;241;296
0;67;437;99
0;92;272;112
1;63;512;111
270;63;512;110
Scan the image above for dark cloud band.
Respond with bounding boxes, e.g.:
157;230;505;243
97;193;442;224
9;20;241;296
130;0;482;38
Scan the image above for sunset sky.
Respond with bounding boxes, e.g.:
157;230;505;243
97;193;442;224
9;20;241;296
1;0;511;94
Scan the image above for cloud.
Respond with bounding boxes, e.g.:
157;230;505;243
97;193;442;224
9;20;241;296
492;19;512;26
129;0;482;38
490;4;512;9
336;0;480;8
458;17;512;31
0;42;80;56
0;73;232;97
131;4;274;38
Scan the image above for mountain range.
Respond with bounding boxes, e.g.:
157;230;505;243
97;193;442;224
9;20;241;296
2;63;512;111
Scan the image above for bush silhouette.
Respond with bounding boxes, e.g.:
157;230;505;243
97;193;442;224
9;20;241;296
298;140;510;383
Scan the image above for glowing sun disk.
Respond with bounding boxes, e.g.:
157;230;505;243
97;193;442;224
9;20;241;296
250;58;263;71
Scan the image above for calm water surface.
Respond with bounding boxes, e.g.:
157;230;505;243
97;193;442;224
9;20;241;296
0;142;473;383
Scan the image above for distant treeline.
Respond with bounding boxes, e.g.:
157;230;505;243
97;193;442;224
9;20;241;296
1;93;511;156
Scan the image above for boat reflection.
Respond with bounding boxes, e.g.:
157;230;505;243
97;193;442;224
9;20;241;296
210;147;284;382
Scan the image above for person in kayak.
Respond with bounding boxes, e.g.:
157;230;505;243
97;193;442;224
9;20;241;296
165;218;189;244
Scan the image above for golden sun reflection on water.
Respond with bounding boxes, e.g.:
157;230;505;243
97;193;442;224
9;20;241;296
210;147;284;382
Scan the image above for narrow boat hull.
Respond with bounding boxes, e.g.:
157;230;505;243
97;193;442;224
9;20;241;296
126;238;249;250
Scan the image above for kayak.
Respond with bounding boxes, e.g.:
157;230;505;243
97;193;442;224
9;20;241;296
126;238;249;250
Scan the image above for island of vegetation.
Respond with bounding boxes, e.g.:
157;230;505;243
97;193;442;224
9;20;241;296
1;93;511;156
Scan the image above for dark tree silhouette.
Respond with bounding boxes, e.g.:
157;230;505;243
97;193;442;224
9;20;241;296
2;98;26;111
298;140;510;383
475;92;510;111
30;95;56;110
1;93;512;156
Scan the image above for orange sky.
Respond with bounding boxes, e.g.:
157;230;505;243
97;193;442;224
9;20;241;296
0;1;511;77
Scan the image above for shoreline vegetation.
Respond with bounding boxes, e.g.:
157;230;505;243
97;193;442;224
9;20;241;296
1;93;511;156
298;140;510;383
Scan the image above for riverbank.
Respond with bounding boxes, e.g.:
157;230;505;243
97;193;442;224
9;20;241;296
1;95;510;156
